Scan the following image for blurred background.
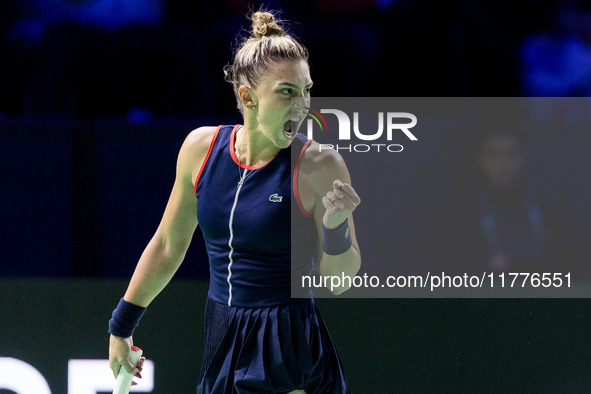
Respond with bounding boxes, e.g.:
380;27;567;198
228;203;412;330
1;0;591;393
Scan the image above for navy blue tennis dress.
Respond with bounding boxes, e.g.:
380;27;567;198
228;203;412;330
194;125;351;393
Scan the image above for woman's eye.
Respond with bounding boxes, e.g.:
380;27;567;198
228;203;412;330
278;87;312;96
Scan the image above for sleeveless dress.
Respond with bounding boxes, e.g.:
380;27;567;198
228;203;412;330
194;125;351;393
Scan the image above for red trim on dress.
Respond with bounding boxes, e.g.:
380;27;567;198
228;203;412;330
293;139;314;218
194;125;222;195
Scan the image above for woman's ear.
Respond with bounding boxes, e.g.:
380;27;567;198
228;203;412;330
238;85;257;109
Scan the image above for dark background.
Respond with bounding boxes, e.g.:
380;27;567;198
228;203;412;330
1;0;591;392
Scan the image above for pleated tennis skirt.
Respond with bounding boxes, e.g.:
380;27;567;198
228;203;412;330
196;298;351;394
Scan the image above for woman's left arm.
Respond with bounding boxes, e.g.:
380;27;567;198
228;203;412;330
303;145;361;294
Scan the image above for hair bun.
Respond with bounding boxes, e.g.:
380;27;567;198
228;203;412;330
251;11;284;38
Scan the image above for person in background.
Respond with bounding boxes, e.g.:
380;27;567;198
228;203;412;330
447;128;581;278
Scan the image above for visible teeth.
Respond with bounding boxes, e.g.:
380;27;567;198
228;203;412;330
283;120;295;139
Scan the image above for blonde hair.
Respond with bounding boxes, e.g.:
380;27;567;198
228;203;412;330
224;11;309;114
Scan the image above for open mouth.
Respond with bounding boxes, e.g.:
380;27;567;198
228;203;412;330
283;119;297;139
283;112;305;139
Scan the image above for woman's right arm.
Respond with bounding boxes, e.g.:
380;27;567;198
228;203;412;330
123;126;217;306
109;126;217;378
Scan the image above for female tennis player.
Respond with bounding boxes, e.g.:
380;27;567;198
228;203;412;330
108;10;361;393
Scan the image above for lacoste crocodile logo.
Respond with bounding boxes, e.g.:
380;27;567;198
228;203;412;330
269;193;283;203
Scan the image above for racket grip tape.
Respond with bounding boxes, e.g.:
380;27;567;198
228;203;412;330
112;346;142;394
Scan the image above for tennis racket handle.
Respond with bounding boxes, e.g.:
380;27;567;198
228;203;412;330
112;346;142;394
